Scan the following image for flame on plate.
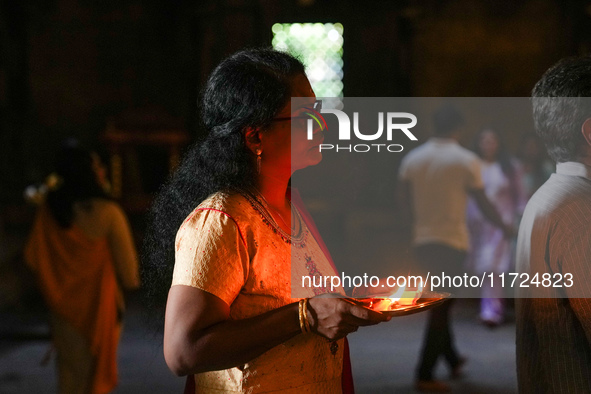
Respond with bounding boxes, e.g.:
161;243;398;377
364;278;425;311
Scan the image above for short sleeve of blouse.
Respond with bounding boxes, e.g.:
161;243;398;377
171;208;249;306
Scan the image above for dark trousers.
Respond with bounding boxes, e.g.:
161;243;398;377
415;243;465;381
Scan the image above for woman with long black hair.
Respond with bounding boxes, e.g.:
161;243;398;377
143;48;389;393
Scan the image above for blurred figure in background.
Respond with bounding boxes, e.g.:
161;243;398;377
467;128;526;327
24;140;140;394
516;132;554;199
398;105;513;392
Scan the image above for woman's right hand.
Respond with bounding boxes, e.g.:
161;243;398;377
307;296;391;340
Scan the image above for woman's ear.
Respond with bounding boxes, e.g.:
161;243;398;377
244;127;262;154
583;118;591;148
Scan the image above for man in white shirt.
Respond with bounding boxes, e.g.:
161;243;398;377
398;104;512;392
516;56;591;393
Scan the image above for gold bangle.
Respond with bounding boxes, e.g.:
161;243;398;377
298;299;307;333
302;298;311;333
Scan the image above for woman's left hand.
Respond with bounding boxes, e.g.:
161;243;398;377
306;295;391;341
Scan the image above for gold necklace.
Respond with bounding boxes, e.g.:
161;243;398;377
256;191;295;231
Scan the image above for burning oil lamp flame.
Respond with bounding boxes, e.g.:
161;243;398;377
364;278;425;311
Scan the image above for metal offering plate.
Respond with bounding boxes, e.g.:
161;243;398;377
351;291;452;317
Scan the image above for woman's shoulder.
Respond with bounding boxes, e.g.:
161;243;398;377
84;198;126;219
74;198;128;236
198;190;244;210
177;191;257;249
178;191;256;232
196;190;257;219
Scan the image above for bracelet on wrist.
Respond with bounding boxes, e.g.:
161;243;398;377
298;299;311;334
302;298;311;333
298;299;306;333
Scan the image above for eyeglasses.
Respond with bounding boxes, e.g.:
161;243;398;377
272;100;323;122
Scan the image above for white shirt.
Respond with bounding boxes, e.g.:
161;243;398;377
515;161;591;393
399;137;483;250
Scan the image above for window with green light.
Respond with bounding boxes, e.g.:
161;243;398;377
272;23;344;98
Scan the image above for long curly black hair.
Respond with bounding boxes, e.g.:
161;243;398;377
142;48;305;311
47;140;110;228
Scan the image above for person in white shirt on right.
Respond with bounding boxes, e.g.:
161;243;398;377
516;55;591;394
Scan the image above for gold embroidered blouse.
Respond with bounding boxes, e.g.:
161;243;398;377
171;191;344;393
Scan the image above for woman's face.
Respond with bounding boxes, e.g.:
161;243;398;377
479;129;500;161
260;74;324;174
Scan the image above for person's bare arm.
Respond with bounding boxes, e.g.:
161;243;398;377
163;285;389;376
470;188;514;238
107;203;140;290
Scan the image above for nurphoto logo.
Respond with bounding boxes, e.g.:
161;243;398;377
306;107;418;153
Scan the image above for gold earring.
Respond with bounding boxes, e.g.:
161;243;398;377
256;149;262;174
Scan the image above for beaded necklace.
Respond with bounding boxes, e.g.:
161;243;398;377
240;189;307;247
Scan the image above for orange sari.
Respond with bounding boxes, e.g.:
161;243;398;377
25;206;120;394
